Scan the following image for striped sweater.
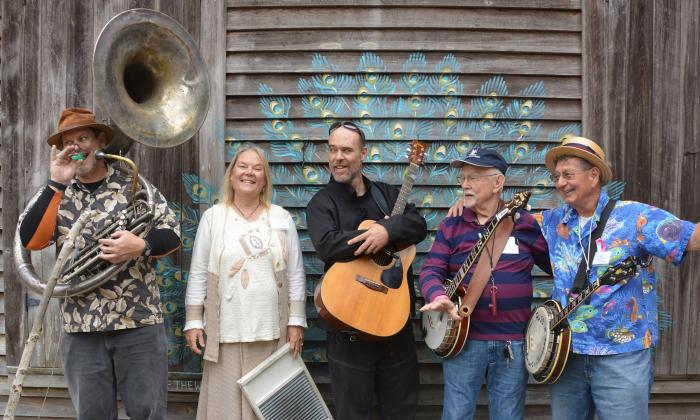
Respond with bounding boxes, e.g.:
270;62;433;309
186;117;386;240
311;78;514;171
419;208;551;340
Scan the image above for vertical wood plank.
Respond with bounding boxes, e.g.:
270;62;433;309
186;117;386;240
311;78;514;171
17;0;47;368
679;0;700;374
651;0;688;376
1;0;26;366
64;1;94;107
24;0;71;369
199;0;226;195
582;0;607;144
603;0;632;198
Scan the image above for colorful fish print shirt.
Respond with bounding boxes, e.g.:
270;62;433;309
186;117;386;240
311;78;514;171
56;164;180;333
540;191;695;355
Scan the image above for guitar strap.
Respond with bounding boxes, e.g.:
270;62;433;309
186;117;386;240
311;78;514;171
571;199;617;294
369;183;391;217
459;215;515;317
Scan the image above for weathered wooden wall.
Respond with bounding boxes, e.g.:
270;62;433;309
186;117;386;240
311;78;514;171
0;0;225;418
0;0;6;397
1;0;698;418
583;0;700;416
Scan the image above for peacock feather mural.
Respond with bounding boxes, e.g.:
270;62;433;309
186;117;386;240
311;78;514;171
155;174;218;372
156;51;671;369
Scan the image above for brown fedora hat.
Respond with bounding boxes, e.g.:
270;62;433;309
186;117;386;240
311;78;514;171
47;107;113;147
545;136;613;185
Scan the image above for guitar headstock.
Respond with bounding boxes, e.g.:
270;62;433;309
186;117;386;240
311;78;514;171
599;256;638;287
407;140;426;166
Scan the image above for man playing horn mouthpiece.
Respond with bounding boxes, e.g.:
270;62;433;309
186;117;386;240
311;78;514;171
19;107;180;419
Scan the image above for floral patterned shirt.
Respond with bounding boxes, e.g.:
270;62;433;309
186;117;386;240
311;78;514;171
56;165;180;332
540;191;695;355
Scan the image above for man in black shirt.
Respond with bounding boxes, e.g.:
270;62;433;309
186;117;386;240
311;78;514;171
307;121;427;419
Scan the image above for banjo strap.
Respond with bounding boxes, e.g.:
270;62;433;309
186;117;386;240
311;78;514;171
459;216;514;317
571;199;617;295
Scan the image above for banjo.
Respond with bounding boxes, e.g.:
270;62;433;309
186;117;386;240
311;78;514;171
422;191;531;358
524;256;638;383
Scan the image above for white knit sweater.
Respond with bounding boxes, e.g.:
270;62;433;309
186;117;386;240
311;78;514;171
184;204;307;342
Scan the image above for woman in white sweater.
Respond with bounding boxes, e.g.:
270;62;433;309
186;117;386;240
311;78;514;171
184;144;306;420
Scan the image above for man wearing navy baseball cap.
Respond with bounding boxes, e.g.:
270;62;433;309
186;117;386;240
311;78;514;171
419;147;550;420
450;146;510;175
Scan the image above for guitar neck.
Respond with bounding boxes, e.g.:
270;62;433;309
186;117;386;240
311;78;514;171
444;212;504;298
390;162;419;216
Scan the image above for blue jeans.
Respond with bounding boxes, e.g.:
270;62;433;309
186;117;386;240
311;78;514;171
441;339;528;420
550;349;654;420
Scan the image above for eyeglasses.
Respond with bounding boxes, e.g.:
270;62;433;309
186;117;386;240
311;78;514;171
328;121;366;143
549;168;591;183
457;173;500;184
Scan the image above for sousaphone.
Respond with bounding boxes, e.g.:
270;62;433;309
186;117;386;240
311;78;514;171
14;7;210;296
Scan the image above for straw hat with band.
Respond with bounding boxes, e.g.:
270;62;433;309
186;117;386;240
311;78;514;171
545;136;612;186
47;108;113;148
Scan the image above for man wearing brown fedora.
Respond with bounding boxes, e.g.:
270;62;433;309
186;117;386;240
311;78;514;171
18;107;181;419
446;136;699;419
538;136;699;420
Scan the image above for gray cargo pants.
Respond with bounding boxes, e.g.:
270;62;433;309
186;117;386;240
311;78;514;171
59;323;168;420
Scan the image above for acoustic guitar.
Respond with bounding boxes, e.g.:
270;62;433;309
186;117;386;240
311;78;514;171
314;140;426;338
524;256;638;383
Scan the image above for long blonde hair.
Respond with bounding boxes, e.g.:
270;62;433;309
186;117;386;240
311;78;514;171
219;143;273;208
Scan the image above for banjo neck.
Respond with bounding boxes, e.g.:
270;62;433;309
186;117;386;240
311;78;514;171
550;279;603;329
443;191;531;299
443;207;508;299
550;256;639;329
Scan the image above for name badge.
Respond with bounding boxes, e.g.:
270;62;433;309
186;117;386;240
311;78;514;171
592;251;612;266
239;231;267;257
503;236;519;254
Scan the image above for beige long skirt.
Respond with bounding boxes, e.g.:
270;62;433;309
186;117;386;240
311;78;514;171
196;340;278;420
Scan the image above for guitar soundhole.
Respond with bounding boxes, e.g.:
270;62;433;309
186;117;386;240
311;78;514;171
380;261;403;289
372;249;395;267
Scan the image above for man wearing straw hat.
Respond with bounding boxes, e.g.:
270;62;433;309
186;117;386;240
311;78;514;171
537;136;700;419
18;107;180;419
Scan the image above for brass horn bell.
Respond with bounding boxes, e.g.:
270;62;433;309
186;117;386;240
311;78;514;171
93;8;210;149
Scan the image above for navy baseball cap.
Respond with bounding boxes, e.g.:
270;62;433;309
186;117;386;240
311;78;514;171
450;147;509;175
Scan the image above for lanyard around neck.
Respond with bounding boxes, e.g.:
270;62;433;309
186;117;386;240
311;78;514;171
577;217;594;275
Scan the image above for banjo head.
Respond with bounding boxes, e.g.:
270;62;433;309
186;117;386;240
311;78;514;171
422;309;451;350
525;305;554;374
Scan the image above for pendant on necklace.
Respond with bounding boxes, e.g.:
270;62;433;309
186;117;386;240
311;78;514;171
489;285;498;316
